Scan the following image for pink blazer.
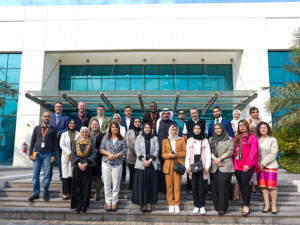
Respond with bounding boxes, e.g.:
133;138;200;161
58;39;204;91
233;134;259;173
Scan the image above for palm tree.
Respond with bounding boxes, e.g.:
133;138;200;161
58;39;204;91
0;80;18;108
264;27;300;128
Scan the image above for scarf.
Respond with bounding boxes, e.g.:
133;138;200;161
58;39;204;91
235;133;247;160
210;123;229;157
231;110;243;133
142;123;154;140
192;124;203;141
133;126;142;138
168;125;181;141
67;130;76;149
76;137;91;158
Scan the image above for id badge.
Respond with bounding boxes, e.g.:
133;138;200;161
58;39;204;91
41;141;45;148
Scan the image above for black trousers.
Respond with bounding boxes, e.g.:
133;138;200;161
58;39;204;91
186;173;192;190
122;161;127;180
71;166;93;210
210;170;232;212
235;166;254;206
62;177;72;196
192;172;208;208
128;164;135;188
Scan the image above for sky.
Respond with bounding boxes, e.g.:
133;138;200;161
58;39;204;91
0;0;299;6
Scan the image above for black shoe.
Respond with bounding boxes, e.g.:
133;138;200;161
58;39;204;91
96;197;100;201
82;207;87;213
28;194;39;202
122;177;126;182
218;211;225;216
76;207;81;213
43;194;50;201
262;207;271;213
147;209;152;213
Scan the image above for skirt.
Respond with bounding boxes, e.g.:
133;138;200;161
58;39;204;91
257;168;278;189
132;164;158;205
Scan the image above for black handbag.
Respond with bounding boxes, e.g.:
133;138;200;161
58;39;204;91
190;161;204;174
168;139;186;175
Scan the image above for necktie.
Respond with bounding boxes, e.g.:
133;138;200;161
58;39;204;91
216;119;219;124
56;116;59;125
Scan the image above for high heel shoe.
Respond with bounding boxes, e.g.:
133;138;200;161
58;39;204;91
241;207;250;217
262;207;271;213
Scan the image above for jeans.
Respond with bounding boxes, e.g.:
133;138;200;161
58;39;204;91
33;152;52;195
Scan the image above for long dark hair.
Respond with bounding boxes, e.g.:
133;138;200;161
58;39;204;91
234;119;251;146
257;122;273;138
107;121;123;140
67;119;77;130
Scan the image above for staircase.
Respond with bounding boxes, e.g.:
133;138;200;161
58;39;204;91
0;179;300;224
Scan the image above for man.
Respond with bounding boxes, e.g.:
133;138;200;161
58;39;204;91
142;102;160;134
71;102;93;131
156;108;177;193
88;104;111;134
49;102;69;180
185;107;207;193
28;112;57;202
176;109;187;138
120;106;134;132
207;106;234;138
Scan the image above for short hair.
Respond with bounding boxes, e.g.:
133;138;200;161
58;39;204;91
149;102;157;106
89;119;100;131
97;104;105;109
190;107;198;112
124;106;132;110
257;122;272;138
213;106;221;111
249;107;259;114
55;101;63;106
179;109;185;112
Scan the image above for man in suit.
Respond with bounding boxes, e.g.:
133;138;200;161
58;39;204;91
88;104;111;134
71;102;93;132
207;106;234;138
49;101;69;180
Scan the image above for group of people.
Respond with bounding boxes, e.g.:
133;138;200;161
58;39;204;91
28;101;279;217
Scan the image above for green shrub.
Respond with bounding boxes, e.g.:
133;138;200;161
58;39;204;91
278;154;300;174
273;127;300;155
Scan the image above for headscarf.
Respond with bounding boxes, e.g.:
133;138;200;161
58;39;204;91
231;110;243;132
142;122;154;140
79;126;89;141
168;125;181;141
67;119;77;148
210;123;229;157
192;124;203;141
133;118;142;138
76;126;91;157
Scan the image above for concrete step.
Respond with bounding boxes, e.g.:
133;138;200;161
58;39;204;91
0;197;299;212
0;206;299;224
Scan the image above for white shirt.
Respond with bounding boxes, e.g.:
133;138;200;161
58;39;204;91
214;117;222;124
185;139;211;169
126;117;131;131
170;140;176;153
98;116;104;130
182;123;188;135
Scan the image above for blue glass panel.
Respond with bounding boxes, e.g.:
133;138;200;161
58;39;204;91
73;78;87;90
146;65;159;78
74;66;87;77
87;78;101;90
102;78;115;90
0;54;8;68
145;79;159;90
131;65;143;75
88;66;101;76
131;79;144;90
204;78;217;90
268;52;284;67
60;66;73;79
2;116;16;132
0;117;2;132
218;65;232;79
160;65;174;78
269;68;284;83
175;65;188;75
7;54;22;68
0;133;15;149
205;65;218;78
59;79;72;90
270;82;285;87
0;149;14;165
102;65;114;75
284;52;293;65
224;79;233;90
6;69;21;83
189;65;202;78
5;84;19;100
0;69;7;81
160;79;174;90
189;78;203;90
116;79;130;90
3;100;18;115
117;65;130;78
175;78;188;90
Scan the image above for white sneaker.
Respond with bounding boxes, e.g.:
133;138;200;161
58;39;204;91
193;207;200;213
169;205;174;213
174;205;180;213
200;207;206;215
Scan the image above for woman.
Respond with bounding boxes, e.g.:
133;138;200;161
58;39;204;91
185;124;211;215
233;119;258;217
132;123;159;213
248;107;262;193
100;122;127;212
71;126;96;213
112;113;126;138
231;110;243;136
126;118;142;189
209;123;235;216
89;119;104;201
60;119;80;200
257;122;278;214
162;125;186;213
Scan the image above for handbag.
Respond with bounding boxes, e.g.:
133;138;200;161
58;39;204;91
168;139;186;175
190;161;203;174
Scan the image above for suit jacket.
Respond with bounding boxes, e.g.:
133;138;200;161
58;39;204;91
88;115;112;134
161;138;186;174
208;137;235;173
50;114;69;136
120;117;135;132
126;129;142;165
207;118;234;138
258;136;278;169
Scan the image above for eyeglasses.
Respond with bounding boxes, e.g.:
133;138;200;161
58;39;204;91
179;113;186;115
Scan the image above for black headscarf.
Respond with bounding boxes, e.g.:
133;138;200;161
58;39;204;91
133;118;142;138
142;122;154;140
67;119;77;130
210;123;229;157
67;119;77;149
192;124;203;141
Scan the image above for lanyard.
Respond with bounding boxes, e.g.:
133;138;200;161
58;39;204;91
150;113;157;134
78;113;86;125
41;127;49;141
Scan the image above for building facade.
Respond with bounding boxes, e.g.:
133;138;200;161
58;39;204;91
0;2;299;166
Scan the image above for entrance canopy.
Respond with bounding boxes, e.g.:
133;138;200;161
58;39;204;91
25;90;257;117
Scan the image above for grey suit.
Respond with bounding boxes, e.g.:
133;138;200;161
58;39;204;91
134;135;159;170
258;136;278;169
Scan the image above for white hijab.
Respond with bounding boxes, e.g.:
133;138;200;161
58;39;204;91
80;126;89;141
168;125;181;141
231;110;243;132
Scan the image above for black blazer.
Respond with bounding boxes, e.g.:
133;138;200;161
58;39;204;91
120;117;135;132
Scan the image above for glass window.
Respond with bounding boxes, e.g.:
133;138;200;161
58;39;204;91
0;69;7;81
145;79;159;90
116;78;130;90
2;117;16;132
269;68;285;83
268;52;284;67
218;65;232;79
74;66;87;77
131;79;144;90
59;79;72;90
175;65;188;75
87;78;101;90
160;79;174;90
102;65;114;76
7;54;22;68
3;100;18;116
0;133;15;149
189;65;202;78
73;78;87;90
88;66;101;76
205;65;218;78
284;52;293;65
204;78;217;90
146;65;159;78
117;65;130;78
102;77;115;90
60;66;74;79
0;149;14;165
189;78;202;90
0;54;8;68
175;78;188;90
6;69;21;83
